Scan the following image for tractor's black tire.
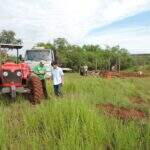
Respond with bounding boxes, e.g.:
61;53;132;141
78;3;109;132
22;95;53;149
28;76;44;104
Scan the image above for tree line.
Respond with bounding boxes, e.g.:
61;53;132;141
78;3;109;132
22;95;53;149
36;38;133;71
0;30;133;71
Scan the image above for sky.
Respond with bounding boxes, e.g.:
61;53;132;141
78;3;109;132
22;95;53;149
0;0;150;54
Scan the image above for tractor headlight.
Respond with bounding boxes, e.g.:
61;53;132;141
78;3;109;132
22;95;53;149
3;71;8;77
16;71;22;77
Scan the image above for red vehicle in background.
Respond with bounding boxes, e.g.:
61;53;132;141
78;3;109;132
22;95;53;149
0;44;44;104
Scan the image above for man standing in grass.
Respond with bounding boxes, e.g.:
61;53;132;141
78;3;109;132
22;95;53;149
84;64;88;76
51;61;64;97
33;60;48;98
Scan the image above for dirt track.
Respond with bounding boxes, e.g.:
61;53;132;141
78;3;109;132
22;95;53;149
96;103;148;120
130;96;146;104
88;70;150;78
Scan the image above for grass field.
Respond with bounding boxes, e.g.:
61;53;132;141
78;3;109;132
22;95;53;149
0;74;150;150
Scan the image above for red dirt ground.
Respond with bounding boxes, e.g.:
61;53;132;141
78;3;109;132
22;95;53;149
88;70;150;78
88;70;100;77
96;103;148;120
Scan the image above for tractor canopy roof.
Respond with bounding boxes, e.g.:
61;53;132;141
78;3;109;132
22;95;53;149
0;44;23;49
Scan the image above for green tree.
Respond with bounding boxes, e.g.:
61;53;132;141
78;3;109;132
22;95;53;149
36;42;54;49
34;38;133;71
0;30;22;44
82;44;101;52
53;38;69;64
54;38;68;51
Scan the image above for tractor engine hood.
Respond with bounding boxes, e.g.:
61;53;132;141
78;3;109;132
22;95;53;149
0;62;30;81
2;62;22;71
0;62;23;87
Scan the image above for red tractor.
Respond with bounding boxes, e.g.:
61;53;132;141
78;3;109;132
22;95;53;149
0;44;44;104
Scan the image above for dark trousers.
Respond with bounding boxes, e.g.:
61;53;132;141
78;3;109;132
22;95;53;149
54;84;62;96
41;79;48;98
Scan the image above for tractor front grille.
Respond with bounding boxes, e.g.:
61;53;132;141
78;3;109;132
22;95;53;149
2;70;22;84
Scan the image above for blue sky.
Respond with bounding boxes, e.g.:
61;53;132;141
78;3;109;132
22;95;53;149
85;10;150;53
0;0;150;54
90;11;150;35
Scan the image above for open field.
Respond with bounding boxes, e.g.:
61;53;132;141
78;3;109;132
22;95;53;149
0;73;150;149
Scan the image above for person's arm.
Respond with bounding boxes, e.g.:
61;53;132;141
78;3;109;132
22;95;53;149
34;66;46;75
42;67;47;74
60;68;64;84
61;75;64;85
33;65;39;74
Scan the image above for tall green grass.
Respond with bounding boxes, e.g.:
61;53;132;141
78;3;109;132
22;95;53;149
0;74;149;149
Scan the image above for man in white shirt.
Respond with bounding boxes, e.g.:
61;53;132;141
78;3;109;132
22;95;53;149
51;62;64;97
84;65;88;76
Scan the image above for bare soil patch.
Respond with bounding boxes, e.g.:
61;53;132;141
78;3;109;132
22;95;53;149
99;71;149;78
130;96;146;104
96;103;148;120
88;70;150;78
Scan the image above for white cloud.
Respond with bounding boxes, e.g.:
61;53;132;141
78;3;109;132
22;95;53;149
0;0;150;53
83;26;150;54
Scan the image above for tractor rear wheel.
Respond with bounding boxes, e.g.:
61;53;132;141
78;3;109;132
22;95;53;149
28;76;44;104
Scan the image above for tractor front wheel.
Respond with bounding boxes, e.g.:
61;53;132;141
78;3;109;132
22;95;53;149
28;76;44;104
